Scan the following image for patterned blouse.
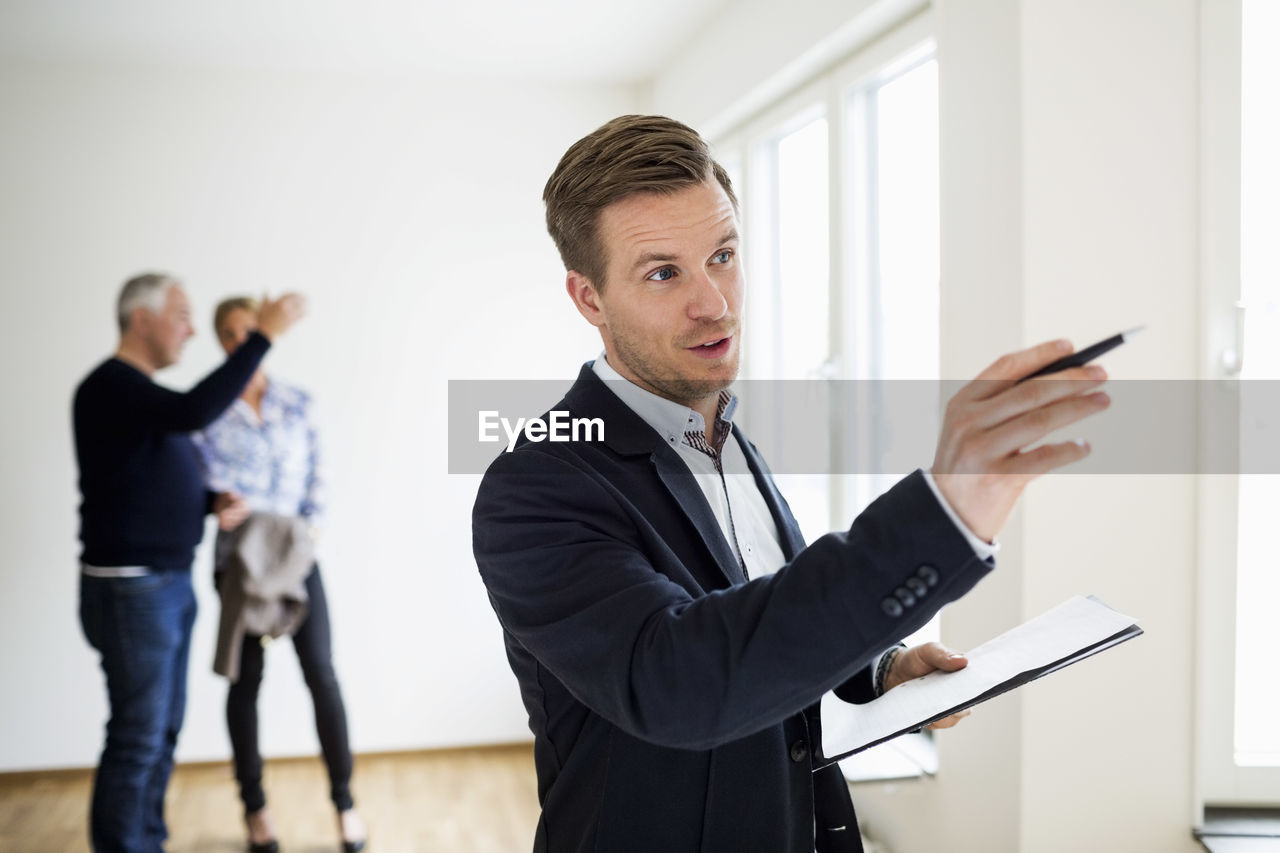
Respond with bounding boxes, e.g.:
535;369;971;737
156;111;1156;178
193;379;324;528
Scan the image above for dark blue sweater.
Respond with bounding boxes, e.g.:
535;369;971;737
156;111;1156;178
73;333;271;570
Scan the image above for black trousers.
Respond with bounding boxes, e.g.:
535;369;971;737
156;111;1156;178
225;564;355;813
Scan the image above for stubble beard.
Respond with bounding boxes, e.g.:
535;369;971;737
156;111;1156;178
609;322;740;409
149;335;181;370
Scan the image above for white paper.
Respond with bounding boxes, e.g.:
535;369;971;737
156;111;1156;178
820;595;1139;758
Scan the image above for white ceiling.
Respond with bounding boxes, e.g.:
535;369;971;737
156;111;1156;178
0;0;733;82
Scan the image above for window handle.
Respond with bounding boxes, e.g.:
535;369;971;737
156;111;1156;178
809;358;840;380
1221;300;1246;376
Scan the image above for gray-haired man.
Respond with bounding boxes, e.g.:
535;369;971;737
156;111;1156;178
74;273;303;852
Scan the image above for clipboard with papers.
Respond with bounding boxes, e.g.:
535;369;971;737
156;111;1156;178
815;594;1143;764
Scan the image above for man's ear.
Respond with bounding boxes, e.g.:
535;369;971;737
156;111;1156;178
565;271;606;328
127;306;151;335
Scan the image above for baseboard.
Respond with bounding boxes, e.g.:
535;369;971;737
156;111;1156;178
0;740;537;784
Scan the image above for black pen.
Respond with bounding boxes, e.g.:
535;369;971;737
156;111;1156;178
1020;326;1145;381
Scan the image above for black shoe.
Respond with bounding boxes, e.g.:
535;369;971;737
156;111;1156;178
341;841;366;853
249;841;279;853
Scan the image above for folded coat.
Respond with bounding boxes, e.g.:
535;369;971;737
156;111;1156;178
214;512;314;682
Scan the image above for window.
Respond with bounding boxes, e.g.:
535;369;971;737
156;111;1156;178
1199;0;1280;806
714;10;941;780
840;43;940;527
1232;0;1280;773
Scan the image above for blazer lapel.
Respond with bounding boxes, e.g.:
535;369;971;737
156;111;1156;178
564;364;745;588
734;424;807;561
650;448;748;587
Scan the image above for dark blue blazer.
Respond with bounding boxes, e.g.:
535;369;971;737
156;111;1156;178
472;365;993;852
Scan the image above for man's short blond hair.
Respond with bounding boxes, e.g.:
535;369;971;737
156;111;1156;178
212;296;259;335
542;115;738;292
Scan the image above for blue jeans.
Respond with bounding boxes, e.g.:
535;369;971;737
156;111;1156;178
80;570;197;853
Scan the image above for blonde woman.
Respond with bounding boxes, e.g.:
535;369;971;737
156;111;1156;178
195;297;366;853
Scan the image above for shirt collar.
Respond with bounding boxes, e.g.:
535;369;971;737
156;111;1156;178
591;353;738;448
230;377;278;425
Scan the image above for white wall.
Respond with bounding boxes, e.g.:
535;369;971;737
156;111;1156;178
649;0;923;138
1017;2;1199;851
0;60;634;770
653;0;1203;851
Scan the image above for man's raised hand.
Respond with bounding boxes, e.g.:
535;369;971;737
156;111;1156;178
256;292;307;342
931;339;1110;542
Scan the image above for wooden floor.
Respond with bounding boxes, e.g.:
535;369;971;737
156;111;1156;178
0;743;540;853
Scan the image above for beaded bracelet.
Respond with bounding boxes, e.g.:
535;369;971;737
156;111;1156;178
874;644;906;696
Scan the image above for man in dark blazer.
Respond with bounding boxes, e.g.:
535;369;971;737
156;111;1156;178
472;115;1111;852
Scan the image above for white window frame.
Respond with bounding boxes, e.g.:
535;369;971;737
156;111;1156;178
1196;0;1280;807
711;9;941;783
714;8;936;528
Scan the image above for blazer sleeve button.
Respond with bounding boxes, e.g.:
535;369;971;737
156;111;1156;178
906;577;928;597
917;564;940;587
790;741;809;763
881;597;904;618
893;587;917;607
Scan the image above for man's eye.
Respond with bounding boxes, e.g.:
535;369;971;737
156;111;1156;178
647;267;677;282
711;250;734;264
